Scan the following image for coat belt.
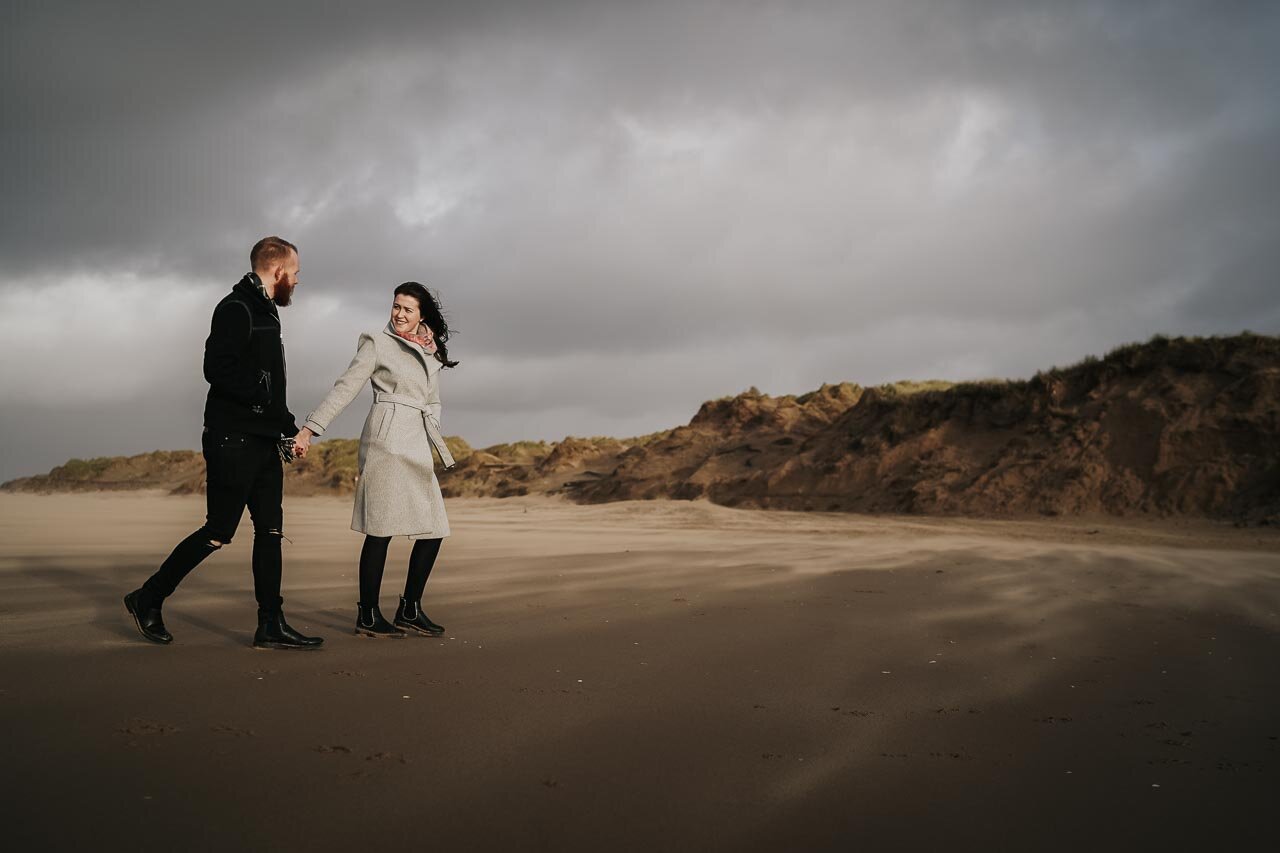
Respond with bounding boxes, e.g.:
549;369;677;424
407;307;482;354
374;392;456;469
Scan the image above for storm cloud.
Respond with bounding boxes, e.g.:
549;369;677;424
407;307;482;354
2;0;1278;481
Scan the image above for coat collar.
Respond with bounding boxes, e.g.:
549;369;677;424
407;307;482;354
383;322;440;373
233;273;279;318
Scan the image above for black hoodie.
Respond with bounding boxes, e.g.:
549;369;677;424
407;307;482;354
202;272;299;438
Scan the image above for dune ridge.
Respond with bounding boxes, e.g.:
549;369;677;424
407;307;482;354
6;333;1278;523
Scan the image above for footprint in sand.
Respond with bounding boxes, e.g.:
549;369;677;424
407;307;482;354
116;718;180;747
210;724;256;737
117;718;181;736
316;745;352;754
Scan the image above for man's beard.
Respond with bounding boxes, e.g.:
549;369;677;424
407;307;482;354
273;280;296;307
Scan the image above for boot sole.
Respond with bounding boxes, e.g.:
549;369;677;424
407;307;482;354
395;621;445;637
354;628;407;638
252;641;324;650
123;594;172;645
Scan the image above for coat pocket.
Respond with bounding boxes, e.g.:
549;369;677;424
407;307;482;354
374;404;395;441
252;370;271;413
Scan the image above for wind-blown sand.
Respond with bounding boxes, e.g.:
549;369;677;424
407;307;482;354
2;493;1278;851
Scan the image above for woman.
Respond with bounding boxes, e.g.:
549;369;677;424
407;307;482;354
294;282;458;638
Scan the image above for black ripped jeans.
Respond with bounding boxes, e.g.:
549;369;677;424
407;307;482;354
143;429;285;610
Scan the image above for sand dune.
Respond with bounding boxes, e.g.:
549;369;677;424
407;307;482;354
2;492;1278;851
8;334;1279;527
567;333;1280;522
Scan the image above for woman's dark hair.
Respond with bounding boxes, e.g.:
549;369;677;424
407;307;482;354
394;282;458;368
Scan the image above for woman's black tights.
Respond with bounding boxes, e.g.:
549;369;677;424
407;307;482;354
358;535;444;607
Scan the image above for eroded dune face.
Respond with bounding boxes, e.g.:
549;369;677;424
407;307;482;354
6;334;1279;522
561;334;1280;524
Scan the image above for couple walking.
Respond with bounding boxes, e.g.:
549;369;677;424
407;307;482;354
124;236;458;649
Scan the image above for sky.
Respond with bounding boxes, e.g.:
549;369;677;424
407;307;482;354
2;0;1278;482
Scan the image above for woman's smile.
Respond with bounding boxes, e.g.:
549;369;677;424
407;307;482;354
391;295;421;332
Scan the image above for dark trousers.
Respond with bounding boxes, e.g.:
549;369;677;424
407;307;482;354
144;429;285;610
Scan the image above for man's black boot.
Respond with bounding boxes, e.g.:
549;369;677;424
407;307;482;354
355;603;405;638
253;608;324;650
394;596;445;637
124;588;173;644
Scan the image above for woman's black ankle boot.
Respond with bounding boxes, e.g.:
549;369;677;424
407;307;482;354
355;603;405;638
394;596;445;636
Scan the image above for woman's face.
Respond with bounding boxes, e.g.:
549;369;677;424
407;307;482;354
390;294;422;335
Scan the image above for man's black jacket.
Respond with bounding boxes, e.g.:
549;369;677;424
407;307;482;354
203;273;299;438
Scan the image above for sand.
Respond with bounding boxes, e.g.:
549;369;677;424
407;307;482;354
2;492;1278;852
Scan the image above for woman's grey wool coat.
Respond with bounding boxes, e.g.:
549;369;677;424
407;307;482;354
303;323;455;539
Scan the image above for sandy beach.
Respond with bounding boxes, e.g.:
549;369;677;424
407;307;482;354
2;492;1278;851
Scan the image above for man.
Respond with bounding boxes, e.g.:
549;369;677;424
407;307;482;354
124;236;324;650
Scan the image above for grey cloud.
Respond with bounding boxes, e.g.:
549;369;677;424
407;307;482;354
8;1;1277;277
2;1;1279;481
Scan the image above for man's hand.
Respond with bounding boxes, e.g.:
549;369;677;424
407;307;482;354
294;426;314;459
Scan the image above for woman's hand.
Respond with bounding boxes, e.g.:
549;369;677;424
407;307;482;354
294;426;314;458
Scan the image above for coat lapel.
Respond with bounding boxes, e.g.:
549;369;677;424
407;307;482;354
383;323;440;375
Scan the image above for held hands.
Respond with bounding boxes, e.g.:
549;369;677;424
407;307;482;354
294;427;313;459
